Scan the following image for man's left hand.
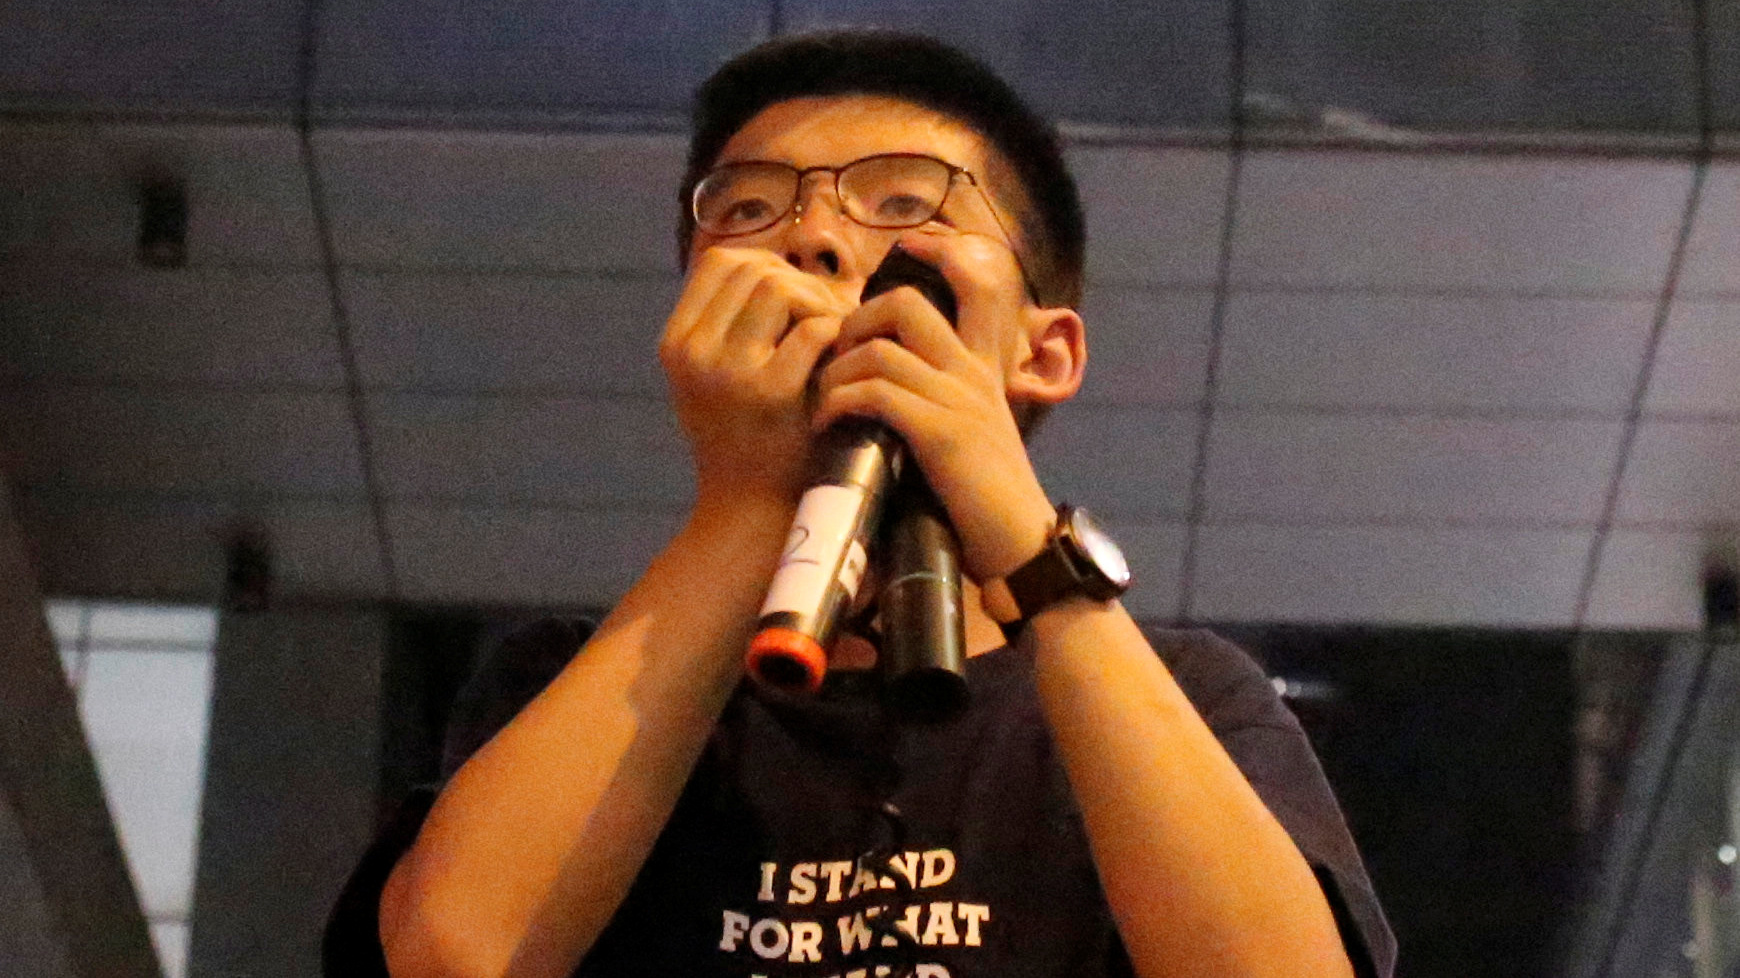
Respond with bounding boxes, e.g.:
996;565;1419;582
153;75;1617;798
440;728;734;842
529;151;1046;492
810;231;1061;585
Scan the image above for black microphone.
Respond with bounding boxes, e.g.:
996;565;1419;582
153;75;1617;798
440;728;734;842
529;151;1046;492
745;246;967;711
879;469;968;722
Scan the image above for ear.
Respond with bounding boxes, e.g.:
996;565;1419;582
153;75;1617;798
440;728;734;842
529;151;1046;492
1005;305;1086;408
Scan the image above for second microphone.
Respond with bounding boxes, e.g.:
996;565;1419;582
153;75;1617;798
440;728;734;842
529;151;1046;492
745;245;969;718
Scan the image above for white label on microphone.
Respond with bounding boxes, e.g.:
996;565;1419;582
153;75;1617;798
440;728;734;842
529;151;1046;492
760;483;866;619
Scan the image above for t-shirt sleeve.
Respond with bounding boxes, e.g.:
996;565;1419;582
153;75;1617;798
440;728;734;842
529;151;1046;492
321;617;595;977
1150;628;1398;978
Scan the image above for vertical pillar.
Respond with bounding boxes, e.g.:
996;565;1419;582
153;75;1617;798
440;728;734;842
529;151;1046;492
188;606;384;978
0;485;157;978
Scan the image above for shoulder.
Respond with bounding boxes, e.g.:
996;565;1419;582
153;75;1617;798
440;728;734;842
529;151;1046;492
1146;627;1281;727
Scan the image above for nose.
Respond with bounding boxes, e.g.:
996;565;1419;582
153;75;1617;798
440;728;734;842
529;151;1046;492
780;174;849;278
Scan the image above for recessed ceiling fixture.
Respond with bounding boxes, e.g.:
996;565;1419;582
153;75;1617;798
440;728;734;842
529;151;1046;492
138;176;187;268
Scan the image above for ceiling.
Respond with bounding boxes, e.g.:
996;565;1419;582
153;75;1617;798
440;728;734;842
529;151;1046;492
2;0;1737;629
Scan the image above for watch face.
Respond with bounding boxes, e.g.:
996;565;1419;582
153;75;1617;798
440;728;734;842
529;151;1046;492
1065;507;1131;591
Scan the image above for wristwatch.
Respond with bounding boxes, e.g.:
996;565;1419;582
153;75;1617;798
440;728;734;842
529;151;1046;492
999;504;1131;643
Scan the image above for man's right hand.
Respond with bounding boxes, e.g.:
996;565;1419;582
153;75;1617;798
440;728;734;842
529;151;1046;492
659;247;849;512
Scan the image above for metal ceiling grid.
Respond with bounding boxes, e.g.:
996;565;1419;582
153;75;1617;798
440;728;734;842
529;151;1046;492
1;0;1735;628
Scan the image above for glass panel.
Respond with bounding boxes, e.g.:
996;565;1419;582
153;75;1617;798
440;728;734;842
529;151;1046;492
78;645;214;921
86;603;217;648
150;920;189;978
44;597;87;646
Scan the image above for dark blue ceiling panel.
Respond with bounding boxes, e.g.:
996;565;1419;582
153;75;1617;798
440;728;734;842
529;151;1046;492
1712;0;1739;134
782;1;1230;128
1246;0;1698;136
0;1;304;117
313;0;769;120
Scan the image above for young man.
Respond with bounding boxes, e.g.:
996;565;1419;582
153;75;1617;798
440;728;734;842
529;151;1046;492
326;30;1394;978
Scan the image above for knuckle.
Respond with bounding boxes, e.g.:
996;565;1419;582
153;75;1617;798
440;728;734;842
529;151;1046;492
796;316;835;343
748;273;783;304
862;379;896;409
865;337;901;364
658;340;691;375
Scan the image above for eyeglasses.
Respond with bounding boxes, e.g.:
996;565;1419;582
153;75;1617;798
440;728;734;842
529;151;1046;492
691;152;1004;236
691;153;1036;300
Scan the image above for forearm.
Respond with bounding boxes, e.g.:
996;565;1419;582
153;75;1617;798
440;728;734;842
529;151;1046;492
380;498;788;978
1028;601;1355;978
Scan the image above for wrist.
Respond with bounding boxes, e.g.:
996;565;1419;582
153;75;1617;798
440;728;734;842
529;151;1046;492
991;504;1132;643
685;493;794;555
976;488;1057;583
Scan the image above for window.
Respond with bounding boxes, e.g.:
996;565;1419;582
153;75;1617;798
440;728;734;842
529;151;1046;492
48;600;217;978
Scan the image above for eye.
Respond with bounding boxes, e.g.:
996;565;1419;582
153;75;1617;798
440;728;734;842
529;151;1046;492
721;196;776;228
872;193;935;223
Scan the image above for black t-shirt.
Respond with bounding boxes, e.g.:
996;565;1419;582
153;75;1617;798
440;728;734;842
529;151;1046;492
326;620;1396;978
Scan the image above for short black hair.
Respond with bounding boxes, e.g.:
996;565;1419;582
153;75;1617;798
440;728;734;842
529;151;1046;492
680;29;1086;309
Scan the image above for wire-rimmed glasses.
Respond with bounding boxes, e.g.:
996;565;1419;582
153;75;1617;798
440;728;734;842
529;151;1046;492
691;153;1036;301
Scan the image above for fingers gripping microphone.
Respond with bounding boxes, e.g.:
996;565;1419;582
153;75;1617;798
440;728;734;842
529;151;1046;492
746;246;968;711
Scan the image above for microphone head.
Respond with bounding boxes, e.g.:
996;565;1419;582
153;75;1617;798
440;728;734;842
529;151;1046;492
861;244;958;326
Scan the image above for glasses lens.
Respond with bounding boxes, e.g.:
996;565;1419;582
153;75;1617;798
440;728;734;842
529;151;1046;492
839;156;954;229
694;163;797;236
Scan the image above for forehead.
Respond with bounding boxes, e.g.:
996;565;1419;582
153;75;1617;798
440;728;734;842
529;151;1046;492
717;95;994;177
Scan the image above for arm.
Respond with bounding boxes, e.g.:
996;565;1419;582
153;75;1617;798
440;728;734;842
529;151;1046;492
378;250;849;978
814;231;1359;978
1025;601;1358;978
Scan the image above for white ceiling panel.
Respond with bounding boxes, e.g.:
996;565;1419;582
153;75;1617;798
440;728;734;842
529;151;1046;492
0;122;319;266
1100;520;1187;621
1677;164;1740;297
343;271;677;396
388;504;685;607
369;394;693;508
1026;405;1199;520
1074;287;1215;406
313;129;686;274
16;493;386;601
1232;151;1692;293
0;265;341;387
0;388;364;497
1204;412;1623;523
1615;420;1740;525
1584;529;1705;629
1218;291;1655;414
1191;523;1593;625
1645;299;1740;415
1070;147;1229;287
